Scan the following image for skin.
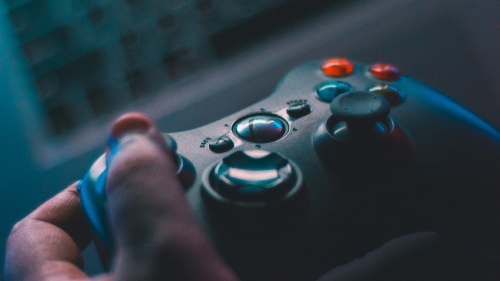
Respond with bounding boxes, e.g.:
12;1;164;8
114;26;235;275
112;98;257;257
4;113;239;281
8;113;482;281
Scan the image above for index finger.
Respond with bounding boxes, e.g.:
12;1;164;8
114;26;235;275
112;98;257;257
5;183;98;281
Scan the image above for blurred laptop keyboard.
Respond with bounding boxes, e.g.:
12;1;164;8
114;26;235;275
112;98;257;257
5;0;340;136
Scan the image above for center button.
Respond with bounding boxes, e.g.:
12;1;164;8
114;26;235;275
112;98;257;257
234;114;287;143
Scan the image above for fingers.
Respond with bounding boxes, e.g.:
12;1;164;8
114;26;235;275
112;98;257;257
5;112;239;281
5;183;93;281
105;113;238;281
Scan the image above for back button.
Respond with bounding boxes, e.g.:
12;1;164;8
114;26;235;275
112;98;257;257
209;136;234;153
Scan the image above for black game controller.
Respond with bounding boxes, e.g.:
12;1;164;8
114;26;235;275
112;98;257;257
78;58;500;280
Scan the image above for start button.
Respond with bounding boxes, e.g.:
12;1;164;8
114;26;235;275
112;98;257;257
234;114;287;143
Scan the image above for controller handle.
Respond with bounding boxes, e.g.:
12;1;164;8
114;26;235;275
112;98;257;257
77;134;195;269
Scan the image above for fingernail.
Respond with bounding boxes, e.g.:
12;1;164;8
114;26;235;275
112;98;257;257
110;112;155;140
106;112;156;157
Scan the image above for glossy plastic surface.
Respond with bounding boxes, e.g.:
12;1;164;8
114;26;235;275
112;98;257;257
79;59;500;281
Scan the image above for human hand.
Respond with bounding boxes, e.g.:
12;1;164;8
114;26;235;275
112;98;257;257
8;113;469;281
5;113;239;281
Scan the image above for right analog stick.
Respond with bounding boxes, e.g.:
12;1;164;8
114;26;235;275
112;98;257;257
330;91;392;140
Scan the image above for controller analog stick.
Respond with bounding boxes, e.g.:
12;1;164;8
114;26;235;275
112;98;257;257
330;91;391;140
204;150;303;204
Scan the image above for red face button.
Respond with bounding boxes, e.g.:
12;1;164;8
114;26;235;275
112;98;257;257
321;58;354;77
369;63;401;80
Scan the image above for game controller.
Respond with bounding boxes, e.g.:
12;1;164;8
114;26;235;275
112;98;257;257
78;58;500;280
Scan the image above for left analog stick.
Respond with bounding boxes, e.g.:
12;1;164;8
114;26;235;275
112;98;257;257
203;150;303;205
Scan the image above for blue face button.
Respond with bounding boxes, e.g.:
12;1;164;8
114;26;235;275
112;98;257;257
316;81;352;102
234;115;287;143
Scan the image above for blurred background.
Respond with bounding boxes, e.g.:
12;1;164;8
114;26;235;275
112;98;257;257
0;0;498;277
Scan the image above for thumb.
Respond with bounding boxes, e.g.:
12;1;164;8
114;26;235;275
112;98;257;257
105;113;238;281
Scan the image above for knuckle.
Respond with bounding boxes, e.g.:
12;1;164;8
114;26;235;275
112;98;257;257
8;220;26;238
